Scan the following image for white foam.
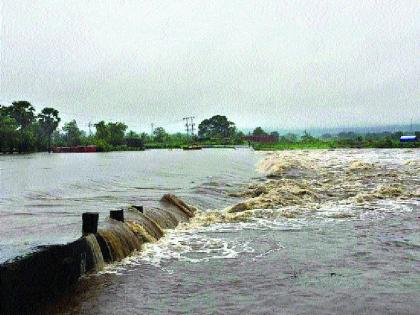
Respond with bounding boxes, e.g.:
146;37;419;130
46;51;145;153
96;227;252;270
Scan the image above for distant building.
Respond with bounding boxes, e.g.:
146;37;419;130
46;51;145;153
400;135;417;142
242;135;277;144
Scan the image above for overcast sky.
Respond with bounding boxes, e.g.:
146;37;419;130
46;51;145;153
1;0;418;132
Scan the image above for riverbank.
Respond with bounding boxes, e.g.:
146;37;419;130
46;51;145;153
0;144;241;153
145;141;242;149
252;139;419;150
2;139;418;153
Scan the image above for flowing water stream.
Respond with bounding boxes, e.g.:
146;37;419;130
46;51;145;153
0;148;258;263
1;148;419;314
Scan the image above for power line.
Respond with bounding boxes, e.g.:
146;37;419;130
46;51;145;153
183;116;195;136
1;99;194;132
190;117;196;135
183;117;190;136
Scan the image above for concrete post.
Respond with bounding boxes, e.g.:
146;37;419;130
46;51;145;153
132;205;144;213
82;212;99;235
110;209;124;222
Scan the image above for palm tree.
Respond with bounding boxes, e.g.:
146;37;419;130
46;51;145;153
38;107;61;152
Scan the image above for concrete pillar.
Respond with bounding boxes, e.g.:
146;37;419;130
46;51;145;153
82;212;99;235
110;209;124;222
132;205;144;213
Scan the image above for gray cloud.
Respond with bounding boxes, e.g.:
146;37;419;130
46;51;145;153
1;0;418;132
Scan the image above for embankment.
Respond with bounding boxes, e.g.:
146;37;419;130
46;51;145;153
0;194;196;314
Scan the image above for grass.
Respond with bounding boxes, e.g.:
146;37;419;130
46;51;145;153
144;140;243;150
253;142;333;151
252;139;419;151
94;138;420;152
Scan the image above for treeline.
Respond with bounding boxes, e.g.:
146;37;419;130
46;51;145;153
1;100;417;153
54;115;245;151
250;127;420;150
147;115;244;148
0;101;60;153
0;101;245;153
0;101;146;153
52;120;145;152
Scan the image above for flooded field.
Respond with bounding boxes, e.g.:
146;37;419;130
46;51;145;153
1;148;419;314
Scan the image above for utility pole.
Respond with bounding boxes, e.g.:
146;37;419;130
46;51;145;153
88;122;93;136
151;123;154;136
183;117;190;136
183;116;195;136
190;116;195;136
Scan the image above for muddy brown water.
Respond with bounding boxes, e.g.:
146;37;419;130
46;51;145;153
1;148;419;314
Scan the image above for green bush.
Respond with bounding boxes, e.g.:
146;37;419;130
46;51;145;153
94;139;112;152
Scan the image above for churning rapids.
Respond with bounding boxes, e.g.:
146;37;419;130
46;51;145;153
1;148;419;314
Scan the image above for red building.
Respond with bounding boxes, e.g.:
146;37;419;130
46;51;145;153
52;145;97;153
242;135;277;144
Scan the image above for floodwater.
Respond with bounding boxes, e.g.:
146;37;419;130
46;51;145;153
1;149;420;314
0;149;258;262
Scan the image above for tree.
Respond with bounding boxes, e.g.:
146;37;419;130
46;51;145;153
270;131;279;141
198;115;236;139
94;121;108;141
392;131;403;140
153;127;168;143
171;132;187;141
0;106;19;152
94;121;127;146
125;131;144;148
106;122;127;146
139;132;150;142
230;130;245;144
126;130;138;138
282;133;298;143
338;131;357;139
63;120;82;146
38;107;60;152
252;127;267;136
7;101;35;152
301;130;315;143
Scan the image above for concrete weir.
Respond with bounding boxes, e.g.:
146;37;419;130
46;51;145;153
0;194;196;314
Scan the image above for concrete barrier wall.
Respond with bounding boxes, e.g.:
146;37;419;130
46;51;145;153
0;194;196;314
